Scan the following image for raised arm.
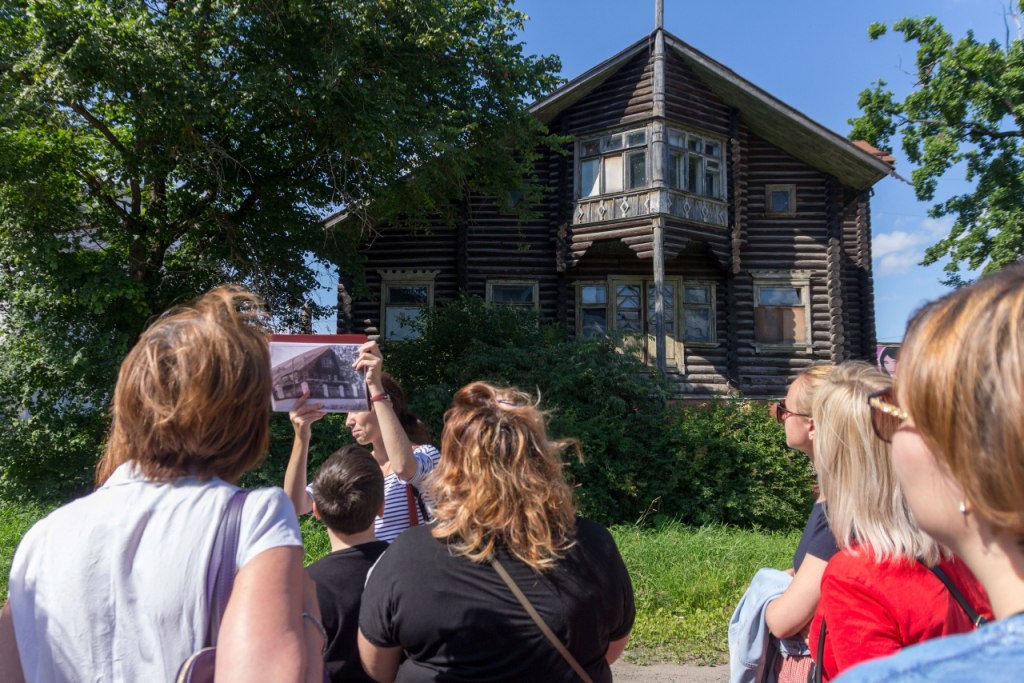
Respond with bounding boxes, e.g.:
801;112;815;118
283;391;324;517
354;342;417;481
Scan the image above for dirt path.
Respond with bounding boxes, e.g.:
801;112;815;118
611;661;729;682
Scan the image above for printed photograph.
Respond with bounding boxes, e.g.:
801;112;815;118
270;334;369;413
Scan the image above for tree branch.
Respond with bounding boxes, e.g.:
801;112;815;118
76;170;144;232
908;118;1024;140
68;102;133;163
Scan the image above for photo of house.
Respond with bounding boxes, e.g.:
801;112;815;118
270;340;367;413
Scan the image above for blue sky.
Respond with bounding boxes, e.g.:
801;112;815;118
513;0;1003;343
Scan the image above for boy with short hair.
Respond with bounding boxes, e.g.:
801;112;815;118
306;445;389;683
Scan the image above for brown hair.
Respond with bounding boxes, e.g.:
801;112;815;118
312;445;384;534
95;286;272;486
381;372;431;444
899;264;1024;536
428;382;578;571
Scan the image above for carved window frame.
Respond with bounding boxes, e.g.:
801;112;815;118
575;126;649;199
666;126;727;201
680;280;718;346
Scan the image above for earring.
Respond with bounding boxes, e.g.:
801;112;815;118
959;501;969;518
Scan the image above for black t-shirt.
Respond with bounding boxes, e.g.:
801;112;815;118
793;501;839;572
307;540;390;683
359;518;635;683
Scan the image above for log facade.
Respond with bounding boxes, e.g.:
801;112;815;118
336;30;891;398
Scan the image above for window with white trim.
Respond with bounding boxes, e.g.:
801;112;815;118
667;127;725;200
753;272;811;347
766;184;796;215
681;282;716;344
486;280;539;311
578;128;648;198
378;270;438;341
576;282;609;338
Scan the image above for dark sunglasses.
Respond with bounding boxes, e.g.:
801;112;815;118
867;387;909;443
769;399;810;424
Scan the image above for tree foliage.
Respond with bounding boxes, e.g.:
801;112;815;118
850;6;1024;284
0;0;561;501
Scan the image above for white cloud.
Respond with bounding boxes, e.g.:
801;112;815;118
873;217;953;276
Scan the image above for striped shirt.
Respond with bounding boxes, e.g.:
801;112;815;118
308;443;440;543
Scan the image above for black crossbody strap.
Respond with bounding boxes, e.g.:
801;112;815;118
812;617;826;683
490;558;594;683
927;563;988;626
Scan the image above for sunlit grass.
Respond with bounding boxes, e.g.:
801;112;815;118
2;504;797;665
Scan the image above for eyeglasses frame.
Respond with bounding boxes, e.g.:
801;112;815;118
771;399;810;424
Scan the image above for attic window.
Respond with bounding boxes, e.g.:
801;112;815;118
578;128;648;198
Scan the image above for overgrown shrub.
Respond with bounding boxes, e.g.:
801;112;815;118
381;295;815;529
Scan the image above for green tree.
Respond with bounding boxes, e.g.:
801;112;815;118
850;6;1024;285
0;0;560;500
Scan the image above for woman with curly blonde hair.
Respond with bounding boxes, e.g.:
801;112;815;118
357;382;635;683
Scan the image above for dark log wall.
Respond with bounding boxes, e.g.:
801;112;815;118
664;51;731;136
350;220;459;334
733;132;834;397
563;50;653;134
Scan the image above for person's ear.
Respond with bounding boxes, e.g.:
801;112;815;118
311;501;322;520
807;417;816;441
377;501;385;519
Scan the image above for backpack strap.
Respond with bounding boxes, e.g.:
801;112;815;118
205;489;250;647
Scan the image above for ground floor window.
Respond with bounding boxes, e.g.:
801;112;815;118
378;270;438;341
574;276;717;370
485;280;539;311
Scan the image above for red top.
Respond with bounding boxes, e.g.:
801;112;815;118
809;548;992;681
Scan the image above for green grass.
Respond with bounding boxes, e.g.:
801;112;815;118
1;500;55;603
2;505;797;665
611;522;799;665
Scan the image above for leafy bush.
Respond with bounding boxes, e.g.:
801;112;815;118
382;295;814;529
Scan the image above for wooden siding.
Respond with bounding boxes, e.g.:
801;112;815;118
561;50;654;135
664;50;731;137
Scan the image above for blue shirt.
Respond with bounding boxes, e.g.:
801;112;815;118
836;612;1024;682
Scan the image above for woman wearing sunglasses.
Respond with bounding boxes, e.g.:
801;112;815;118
764;365;841;643
730;365;839;682
836;265;1024;682
807;362;990;682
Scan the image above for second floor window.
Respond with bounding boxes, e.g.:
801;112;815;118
579;128;647;197
667;128;724;200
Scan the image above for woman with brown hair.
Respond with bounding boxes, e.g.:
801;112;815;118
357;382;635;683
284;341;439;542
0;287;323;683
837;264;1024;682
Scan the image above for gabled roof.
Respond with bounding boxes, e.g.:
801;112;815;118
529;30;893;190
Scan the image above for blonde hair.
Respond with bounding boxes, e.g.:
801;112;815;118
900;264;1024;537
429;382;578;571
789;363;837;413
95;286;272;486
813;361;941;564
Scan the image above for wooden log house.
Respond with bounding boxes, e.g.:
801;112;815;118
329;18;893;399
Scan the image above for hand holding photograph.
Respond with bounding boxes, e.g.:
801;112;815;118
269;334;370;413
